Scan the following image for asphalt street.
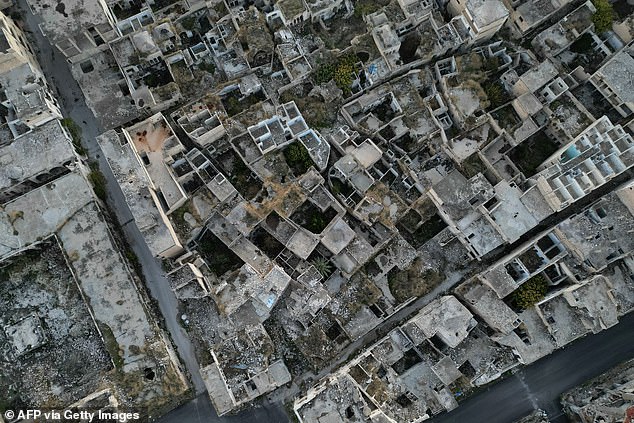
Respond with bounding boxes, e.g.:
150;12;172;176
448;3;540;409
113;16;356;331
431;310;634;423
158;394;289;423
15;0;209;394
15;3;292;420
15;2;634;422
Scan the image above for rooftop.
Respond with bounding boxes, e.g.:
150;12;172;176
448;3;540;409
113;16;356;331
513;60;558;95
0;53;60;128
465;0;509;30
407;295;476;348
123;113;188;213
515;0;564;30
456;278;520;333
97;130;183;257
0;119;74;197
594;49;634;105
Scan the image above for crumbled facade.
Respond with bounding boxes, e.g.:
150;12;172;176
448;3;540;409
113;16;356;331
0;9;188;417
561;358;634;423
13;0;634;420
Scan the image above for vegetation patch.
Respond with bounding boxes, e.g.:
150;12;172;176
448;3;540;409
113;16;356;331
280;90;338;129
311;256;334;279
484;81;509;110
61;118;86;155
388;258;443;303
170;202;192;238
315;54;360;95
221;90;265;117
290;202;337;234
330;177;355;198
196;230;244;276
284;142;314;176
490;105;521;132
512;274;548;310
398;213;447;249
87;163;108;202
98;322;124;369
508;131;559;177
591;0;614;33
354;0;386;18
197;60;216;74
220;152;262;200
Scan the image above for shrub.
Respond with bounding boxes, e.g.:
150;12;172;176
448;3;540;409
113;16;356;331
354;2;380;18
311;257;333;278
388;259;443;303
284;142;314;175
61;118;86;155
592;0;614;33
315;63;335;84
513;274;548;310
198;61;215;74
181;16;197;30
314;54;360;94
87;163;107;202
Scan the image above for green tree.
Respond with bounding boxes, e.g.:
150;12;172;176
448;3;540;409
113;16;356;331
484;82;507;109
307;214;327;233
513;274;548;310
592;0;614;33
314;54;359;95
315;63;335;84
311;257;332;278
354;2;380;18
284;143;314;175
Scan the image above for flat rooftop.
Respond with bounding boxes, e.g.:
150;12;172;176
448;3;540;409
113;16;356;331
0;54;58;126
0;169;188;410
0;119;74;194
408;295;476;348
26;0;114;45
595;50;634;105
466;0;509;30
97;130;182;257
124;113;187;212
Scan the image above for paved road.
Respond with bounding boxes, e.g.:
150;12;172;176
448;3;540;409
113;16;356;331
15;0;206;394
284;167;634;401
158;394;289;423
16;4;291;420
16;3;634;422
431;310;634;423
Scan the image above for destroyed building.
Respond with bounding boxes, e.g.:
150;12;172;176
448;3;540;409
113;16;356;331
0;8;188;417
14;0;634;420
